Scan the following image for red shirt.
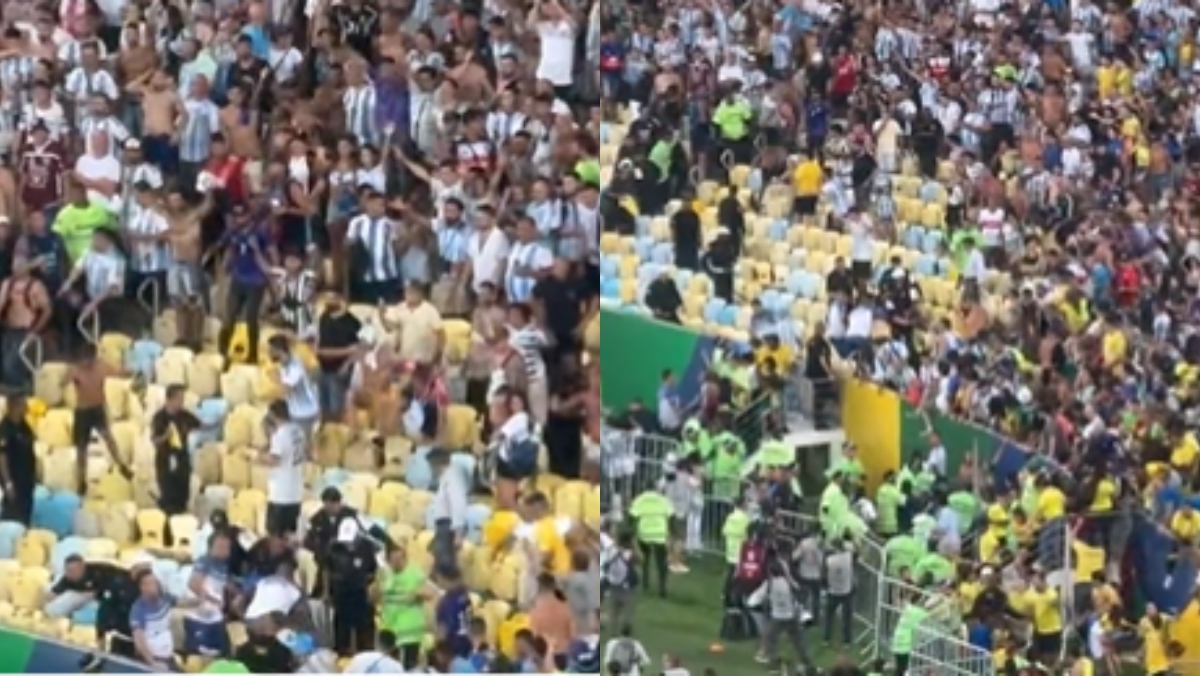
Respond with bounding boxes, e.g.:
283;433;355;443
207;156;248;204
19;140;66;213
831;55;857;96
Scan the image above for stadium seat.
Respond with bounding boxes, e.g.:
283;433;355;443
12;566;50;612
33;363;70;407
489;552;522;602
402;490;434;529
50;536;87;575
168;515;200;551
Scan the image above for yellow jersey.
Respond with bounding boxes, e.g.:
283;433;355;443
1024;588;1063;634
1036;486;1066;522
793;161;822;196
1140;617;1171;674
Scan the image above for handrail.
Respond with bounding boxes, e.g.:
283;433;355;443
77;306;100;346
136;278;161;318
18;333;43;374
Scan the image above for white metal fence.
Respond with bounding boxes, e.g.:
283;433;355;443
601;424;995;675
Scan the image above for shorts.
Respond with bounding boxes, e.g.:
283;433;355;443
669;516;686;539
168;262;207;302
1032;631;1061;657
851;260;873;283
793;195;818;216
184;618;229;656
73;406;108;450
266;502;301;537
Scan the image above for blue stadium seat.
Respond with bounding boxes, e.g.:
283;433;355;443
674;269;693;291
716;305;737;327
776;293;796;317
0;522;26;558
405;449;434;490
915;255;937;277
601;279;620;299
71;602;99;626
634;236;654;260
51;536;88;575
919;181;942;202
651;242;674;265
196;398;230;429
703;299;726;324
797;273;820;300
38;491;81;539
636;264;658;288
318;468;352;494
760;289;781;315
785;271;806;296
600;256;619;279
465;504;492;545
126;340;165;382
903;226;926;250
922;229;944;254
768;220;788;241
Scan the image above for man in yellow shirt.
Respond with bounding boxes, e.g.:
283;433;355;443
1035;475;1067;523
1024;574;1062;662
792;152;822;218
1171;503;1200;544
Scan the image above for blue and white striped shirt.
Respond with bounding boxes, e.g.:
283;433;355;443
505;240;552;303
180;99;220;163
125;205;170;273
434;219;471;268
65;68;119;126
79;115;130;158
343;84;379;147
347;214;400;282
79;250;126;301
526;200;560;239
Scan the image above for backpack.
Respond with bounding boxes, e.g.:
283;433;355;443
605;551;637;590
506;437;539;477
609;638;641;674
735;541;767;586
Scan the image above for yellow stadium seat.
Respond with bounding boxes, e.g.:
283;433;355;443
221;448;252;491
401;490;434;529
696;180;719;204
36;407;73;448
619;280;637;304
649;217;670;241
897;197;921;224
227;493;260;532
920;203;945;229
15;537;47;567
386;523;416;551
479;600;511;647
85;537;119;560
442;320;472;365
937;160;956;182
12;567;48;612
729;164;752;188
98;333;131;371
37;616;70;639
835;235;852;258
315;423;352;468
618;255;639;279
25;528;56;552
800;226;821;251
615;237;635;255
382;436;414;479
0;560;20;601
804;302;826;328
187;353;225;398
155;347;193;386
168;515;199;550
33;363;70;407
68;624;97;647
183;655;206;673
341;483;369;512
136;509;167;548
599;233;620;255
806;251;829;275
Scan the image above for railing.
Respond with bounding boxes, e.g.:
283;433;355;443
77;306;100;347
18;333;43;374
908;624;994;676
136;277;161;319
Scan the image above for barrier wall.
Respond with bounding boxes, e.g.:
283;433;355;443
0;626;149;673
598;309;719;411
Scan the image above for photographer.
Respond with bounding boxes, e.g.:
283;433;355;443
748;558;816;674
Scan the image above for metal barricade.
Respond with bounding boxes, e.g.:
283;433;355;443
908;624;994;676
600;427;680;520
77;307;100;347
18;333;44;375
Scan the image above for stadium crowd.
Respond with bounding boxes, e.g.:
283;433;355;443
598;0;1200;672
0;0;604;673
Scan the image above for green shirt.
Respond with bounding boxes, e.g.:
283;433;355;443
648;141;673;179
891;604;930;655
833;458;865;484
713;100;751;140
722;509;751;564
575;158;600;187
204;661;250;673
630;491;673;544
54;204;112;262
380;564;429;644
682;419;713;461
884;534;925;576
712;435;743;499
912;553;955;585
948;491;979;535
876;483;906;536
820;482;850;540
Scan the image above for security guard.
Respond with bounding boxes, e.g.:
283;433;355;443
302;487;392;656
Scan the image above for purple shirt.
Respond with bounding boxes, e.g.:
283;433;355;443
223;226;270;287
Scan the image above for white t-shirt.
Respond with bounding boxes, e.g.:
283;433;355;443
847;306;873;338
468;226;510;292
279;357;320;421
244;576;303;620
342;651;408;673
267;422;306;505
74;153;121;210
535;20;576;86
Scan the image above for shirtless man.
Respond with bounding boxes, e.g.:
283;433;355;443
0;257;51;393
219;85;262;193
130;69;186;174
165;187;213;348
69;345;131;494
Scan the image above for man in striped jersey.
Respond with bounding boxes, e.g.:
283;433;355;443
346;190;402;305
505;216;554;304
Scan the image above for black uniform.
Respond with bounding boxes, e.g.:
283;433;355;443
52;562;139;657
0;414;36;525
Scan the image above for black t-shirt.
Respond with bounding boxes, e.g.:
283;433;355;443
317;311;363;373
0;416;36;484
333;3;381;58
534;276;583;343
150;409;200;471
53;563;137;633
804;338;832;379
235;636;296;674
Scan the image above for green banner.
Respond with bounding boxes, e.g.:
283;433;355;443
599;309;711;412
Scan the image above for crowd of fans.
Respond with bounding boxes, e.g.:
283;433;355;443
0;0;604;672
599;0;1200;671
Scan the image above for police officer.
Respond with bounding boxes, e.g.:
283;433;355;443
303;487;391;656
